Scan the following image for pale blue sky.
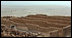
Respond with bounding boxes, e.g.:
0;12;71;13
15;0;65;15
1;1;71;7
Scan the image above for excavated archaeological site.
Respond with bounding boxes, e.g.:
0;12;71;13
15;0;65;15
1;14;71;37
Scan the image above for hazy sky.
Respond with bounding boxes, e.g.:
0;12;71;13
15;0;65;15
1;1;71;7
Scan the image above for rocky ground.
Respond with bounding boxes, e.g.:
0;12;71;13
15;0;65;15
1;14;71;37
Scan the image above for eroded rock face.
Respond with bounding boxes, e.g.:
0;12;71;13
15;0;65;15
1;14;71;37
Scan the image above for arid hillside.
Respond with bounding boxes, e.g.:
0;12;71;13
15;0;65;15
1;14;71;37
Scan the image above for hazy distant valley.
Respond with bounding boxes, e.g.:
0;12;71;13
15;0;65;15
1;5;71;17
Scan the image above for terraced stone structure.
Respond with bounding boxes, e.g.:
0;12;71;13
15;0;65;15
1;14;71;37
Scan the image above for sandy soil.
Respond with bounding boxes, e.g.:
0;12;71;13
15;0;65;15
1;14;71;37
1;5;71;37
